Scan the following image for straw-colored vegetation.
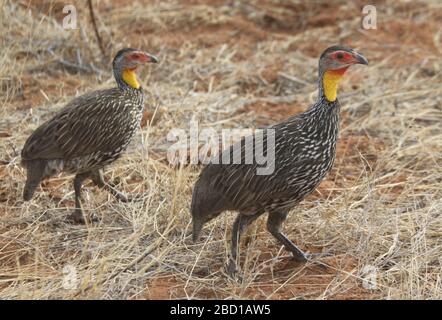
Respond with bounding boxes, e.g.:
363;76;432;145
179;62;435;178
0;0;441;299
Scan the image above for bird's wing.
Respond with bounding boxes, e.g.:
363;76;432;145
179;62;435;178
21;88;133;161
202;117;309;209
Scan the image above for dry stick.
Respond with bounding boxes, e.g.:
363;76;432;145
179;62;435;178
87;0;107;62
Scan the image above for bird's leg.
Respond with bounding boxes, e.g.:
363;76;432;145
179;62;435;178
90;169;142;203
106;182;137;202
67;172;91;224
267;211;307;263
227;211;263;277
227;214;243;277
89;169;105;188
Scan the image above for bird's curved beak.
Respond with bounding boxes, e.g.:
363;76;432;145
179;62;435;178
144;53;159;63
138;52;159;64
352;51;368;65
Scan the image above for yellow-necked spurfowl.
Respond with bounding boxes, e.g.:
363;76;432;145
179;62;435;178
21;48;158;223
191;45;368;275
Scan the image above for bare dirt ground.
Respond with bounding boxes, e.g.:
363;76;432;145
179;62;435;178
0;0;441;299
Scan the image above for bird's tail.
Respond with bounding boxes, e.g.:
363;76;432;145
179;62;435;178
23;160;46;201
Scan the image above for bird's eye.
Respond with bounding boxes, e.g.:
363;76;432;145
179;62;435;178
336;52;343;59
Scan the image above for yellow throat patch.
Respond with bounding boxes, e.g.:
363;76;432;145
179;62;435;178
322;68;348;102
122;69;140;89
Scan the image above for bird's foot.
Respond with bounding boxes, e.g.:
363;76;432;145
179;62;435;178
291;251;332;271
115;192;145;203
226;259;244;283
290;252;308;264
67;209;100;224
226;259;238;276
105;185;145;203
304;251;333;261
290;250;332;263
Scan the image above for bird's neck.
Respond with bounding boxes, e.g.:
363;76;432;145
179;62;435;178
115;67;141;90
318;67;348;103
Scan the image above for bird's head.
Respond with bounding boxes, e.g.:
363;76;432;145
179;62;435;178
318;45;368;102
191;201;224;243
191;211;218;243
113;48;158;89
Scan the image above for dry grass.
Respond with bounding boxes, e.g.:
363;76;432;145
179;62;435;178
0;0;441;299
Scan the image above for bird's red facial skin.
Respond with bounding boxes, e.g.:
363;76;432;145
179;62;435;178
127;52;150;63
331;50;364;66
333;51;353;62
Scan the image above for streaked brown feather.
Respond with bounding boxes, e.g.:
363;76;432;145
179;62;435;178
22;88;143;164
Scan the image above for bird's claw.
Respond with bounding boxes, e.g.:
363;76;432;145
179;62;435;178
226;260;244;283
115;192;145;203
292;251;332;271
304;251;333;260
67;209;100;224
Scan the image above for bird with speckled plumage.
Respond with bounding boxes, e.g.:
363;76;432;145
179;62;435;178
191;45;368;275
21;48;158;223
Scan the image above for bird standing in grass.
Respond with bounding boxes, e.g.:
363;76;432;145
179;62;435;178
21;48;158;223
191;45;368;275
